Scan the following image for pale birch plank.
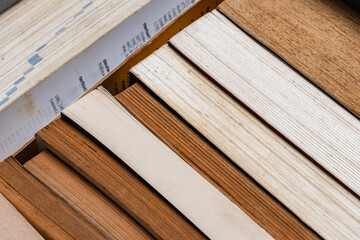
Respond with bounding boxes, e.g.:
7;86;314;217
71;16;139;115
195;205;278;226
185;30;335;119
63;87;274;240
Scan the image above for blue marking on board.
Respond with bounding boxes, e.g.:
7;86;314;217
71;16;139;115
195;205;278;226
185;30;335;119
0;97;9;106
66;18;75;26
36;44;47;52
24;67;34;75
74;10;84;19
55;27;66;35
83;1;93;9
6;0;95;100
14;76;26;85
6;87;17;96
28;54;43;66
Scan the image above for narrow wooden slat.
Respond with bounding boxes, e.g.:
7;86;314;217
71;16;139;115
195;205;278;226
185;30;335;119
115;83;319;239
130;44;360;239
218;0;360;117
63;87;274;240
0;157;107;240
36;118;206;240
169;10;360;197
24;151;152;240
0;193;43;240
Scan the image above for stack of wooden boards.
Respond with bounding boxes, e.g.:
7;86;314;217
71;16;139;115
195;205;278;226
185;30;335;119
0;117;211;239
0;84;314;239
1;0;360;239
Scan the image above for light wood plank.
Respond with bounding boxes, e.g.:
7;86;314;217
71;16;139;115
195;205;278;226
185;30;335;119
169;10;360;196
63;87;274;240
36;118;206;240
130;44;360;239
0;0;150;110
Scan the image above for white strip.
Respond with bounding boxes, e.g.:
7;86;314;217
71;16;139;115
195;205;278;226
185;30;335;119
169;10;360;196
63;87;273;240
0;0;197;161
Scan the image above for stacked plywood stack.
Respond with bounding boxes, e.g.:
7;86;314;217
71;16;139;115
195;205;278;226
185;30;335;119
1;0;360;239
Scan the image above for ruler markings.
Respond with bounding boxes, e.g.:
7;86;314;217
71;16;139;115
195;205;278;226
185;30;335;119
0;0;93;104
0;0;197;161
36;44;47;52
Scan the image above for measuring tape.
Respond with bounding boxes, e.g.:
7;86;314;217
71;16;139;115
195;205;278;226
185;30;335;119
0;0;197;161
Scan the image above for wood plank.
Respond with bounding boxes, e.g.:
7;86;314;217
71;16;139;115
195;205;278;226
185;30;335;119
0;157;107;240
36;118;206;240
169;10;360;197
0;0;150;110
0;193;43;240
24;151;152;240
218;0;360;117
63;87;274;240
130;44;360;239
115;83;319;240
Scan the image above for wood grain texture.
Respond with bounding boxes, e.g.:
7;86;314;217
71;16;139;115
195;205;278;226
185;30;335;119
0;193;43;240
0;177;71;240
63;87;274;240
0;0;150;110
36;118;206;240
218;0;360;117
0;157;106;240
130;45;360;240
169;10;360;197
25;151;152;240
115;83;319;240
